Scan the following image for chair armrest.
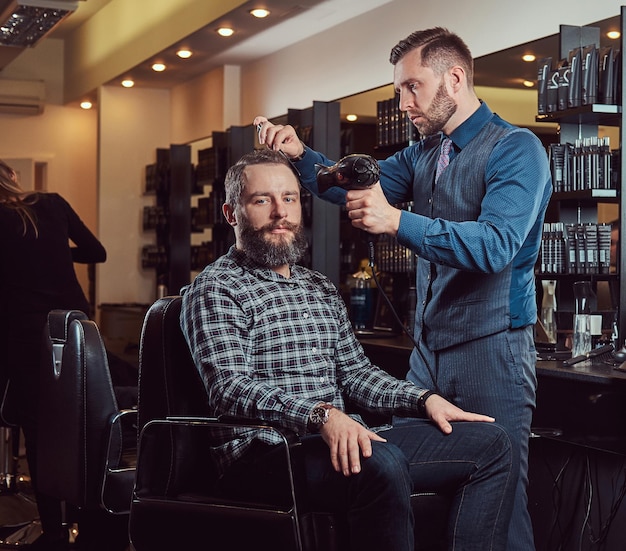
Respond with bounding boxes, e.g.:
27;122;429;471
101;408;138;514
107;408;139;471
135;416;304;514
163;414;301;447
217;414;301;447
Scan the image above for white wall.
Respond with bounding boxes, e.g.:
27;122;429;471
97;86;171;306
239;0;622;122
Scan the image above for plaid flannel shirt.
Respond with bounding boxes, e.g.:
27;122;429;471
180;246;426;474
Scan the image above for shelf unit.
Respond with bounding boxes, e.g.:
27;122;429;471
535;12;626;346
142;105;340;296
141;128;257;297
284;100;342;285
142;144;193;296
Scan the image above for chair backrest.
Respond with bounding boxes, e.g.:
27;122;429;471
134;295;219;501
38;309;130;511
137;295;210;433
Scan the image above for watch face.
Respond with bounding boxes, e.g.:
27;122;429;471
311;406;329;425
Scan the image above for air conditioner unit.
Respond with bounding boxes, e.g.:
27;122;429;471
0;78;45;115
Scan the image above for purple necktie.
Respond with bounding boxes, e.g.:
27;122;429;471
435;137;452;183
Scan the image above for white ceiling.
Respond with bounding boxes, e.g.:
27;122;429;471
48;0;394;91
2;0;620;119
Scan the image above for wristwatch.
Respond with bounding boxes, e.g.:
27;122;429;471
309;403;334;430
417;390;438;417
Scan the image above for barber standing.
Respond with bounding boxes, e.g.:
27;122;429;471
255;26;552;551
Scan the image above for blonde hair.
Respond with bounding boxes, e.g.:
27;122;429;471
0;160;38;236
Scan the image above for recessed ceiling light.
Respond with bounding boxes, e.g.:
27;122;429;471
607;30;621;40
217;27;234;37
250;8;270;18
523;80;535;88
522;54;536;62
152;62;166;72
176;48;192;59
80;100;93;110
121;79;134;88
346;114;358;122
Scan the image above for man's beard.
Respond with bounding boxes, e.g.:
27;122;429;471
412;79;457;136
239;217;309;268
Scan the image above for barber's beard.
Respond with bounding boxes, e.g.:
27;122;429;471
239;218;309;268
413;79;457;136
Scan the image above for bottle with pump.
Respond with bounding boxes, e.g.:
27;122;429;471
541;280;557;344
350;262;373;331
572;280;596;357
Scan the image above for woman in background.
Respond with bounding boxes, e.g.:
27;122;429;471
0;160;106;551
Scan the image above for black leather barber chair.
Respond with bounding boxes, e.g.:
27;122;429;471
36;310;137;548
0;379;40;546
129;296;450;551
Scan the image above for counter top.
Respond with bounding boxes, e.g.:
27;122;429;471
536;357;626;385
358;334;626;386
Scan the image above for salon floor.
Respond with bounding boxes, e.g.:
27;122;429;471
0;444;134;550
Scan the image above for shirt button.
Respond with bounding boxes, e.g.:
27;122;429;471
303;312;309;319
319;376;325;383
312;347;317;353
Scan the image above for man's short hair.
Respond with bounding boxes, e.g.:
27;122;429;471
224;149;292;209
389;27;474;83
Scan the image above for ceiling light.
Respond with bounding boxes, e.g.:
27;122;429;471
523;80;535;88
250;8;270;18
217;27;234;37
346;114;358;122
0;0;78;47
152;62;166;72
121;78;134;88
522;54;536;62
176;48;192;59
607;30;621;40
80;100;92;110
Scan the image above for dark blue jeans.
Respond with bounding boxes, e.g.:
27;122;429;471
220;420;513;551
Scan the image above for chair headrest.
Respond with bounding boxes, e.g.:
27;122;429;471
46;310;88;379
47;309;88;344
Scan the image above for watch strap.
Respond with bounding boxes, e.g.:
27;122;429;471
417;390;438;417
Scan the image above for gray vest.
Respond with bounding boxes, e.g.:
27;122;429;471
412;122;523;350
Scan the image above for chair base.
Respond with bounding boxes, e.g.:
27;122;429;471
0;519;42;547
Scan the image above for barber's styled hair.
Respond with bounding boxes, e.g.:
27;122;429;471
224;148;293;209
0;159;38;236
389;27;474;83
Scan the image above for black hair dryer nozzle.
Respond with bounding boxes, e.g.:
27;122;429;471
315;154;380;194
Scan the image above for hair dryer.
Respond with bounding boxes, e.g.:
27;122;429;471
315;154;380;194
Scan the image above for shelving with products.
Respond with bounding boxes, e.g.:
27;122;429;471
140;127;260;298
535;13;625;347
